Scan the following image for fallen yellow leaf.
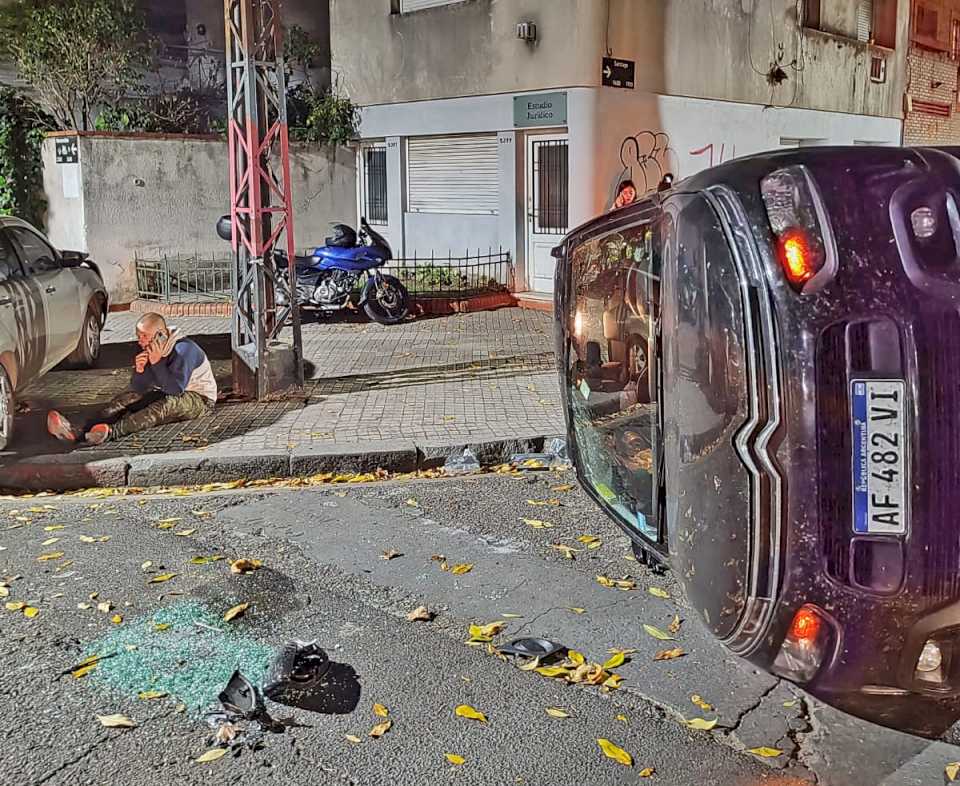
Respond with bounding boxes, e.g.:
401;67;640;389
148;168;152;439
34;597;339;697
41;537;60;546
654;648;685;661
153;622;171;632
230;558;262;574
551;484;574;492
783;700;798;708
535;666;570;678
527;499;561;507
545;707;570;718
668;615;682;635
23;606;39;618
381;549;403;560
369;720;392;738
648;587;670;599
5;601;25;611
148;573;177;584
139;690;167;700
603;652;626;670
223;603;250;622
596;575;614;588
639;766;655;777
445;753;465;765
685;717;719;731
97;713;137;728
345;734;362;744
373;703;389;718
37;551;65;561
947;763;960;782
643;624;674;641
195;748;227;763
97;602;113;613
748;747;783;758
175;529;197;537
552;544;578;560
111;614;123;624
570;607;586;614
691;694;713;712
517;656;541;672
501;613;522;619
521;518;553;529
597;738;633;767
44;525;65;531
455;704;487;723
567;649;585;666
450;563;473;575
616;714;628;723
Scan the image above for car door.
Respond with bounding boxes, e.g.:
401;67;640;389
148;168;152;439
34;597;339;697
0;229;45;387
7;225;83;371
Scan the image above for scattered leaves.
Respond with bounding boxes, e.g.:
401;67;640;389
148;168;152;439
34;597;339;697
521;518;553;529
551;484;574;492
596;575;637;590
445;753;466;766
190;555;224;565
97;601;113;613
23;606;39;618
373;703;389;718
450;563;473;575
545;707;570;718
37;551;65;561
668;615;682;635
648;587;670;599
345;734;362;744
369;720;392;738
455;704;487;723
597;738;633;767
577;535;602;550
535;666;570;678
406;605;433;622
195;748;227;763
527;499;561;507
517;657;541;672
230;559;262;574
223;603;250;622
643;624;674;641
139;691;167;700
467;621;505;643
148;573;177;584
97;713;137;729
947;763;960;782
684;717;718;731
748;747;783;758
5;601;25;611
603;652;626;670
568;650;585;666
41;537;60;546
639;766;655;777
691;695;713;712
381;549;403;560
552;544;578;560
653;647;685;661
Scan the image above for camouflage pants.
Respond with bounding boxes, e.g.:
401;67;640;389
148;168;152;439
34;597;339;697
93;390;214;438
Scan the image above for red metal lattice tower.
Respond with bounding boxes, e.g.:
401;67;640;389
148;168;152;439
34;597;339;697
224;0;303;399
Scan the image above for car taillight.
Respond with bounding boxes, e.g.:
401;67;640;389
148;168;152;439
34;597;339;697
772;604;836;683
761;165;836;293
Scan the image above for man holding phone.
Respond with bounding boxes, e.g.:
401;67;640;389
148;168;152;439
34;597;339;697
46;312;217;445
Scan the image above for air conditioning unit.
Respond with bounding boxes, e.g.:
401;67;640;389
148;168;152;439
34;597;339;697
517;21;537;42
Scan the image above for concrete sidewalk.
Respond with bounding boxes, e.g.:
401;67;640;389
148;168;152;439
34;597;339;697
0;308;564;491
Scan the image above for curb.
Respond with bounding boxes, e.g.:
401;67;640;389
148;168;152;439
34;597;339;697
0;434;564;493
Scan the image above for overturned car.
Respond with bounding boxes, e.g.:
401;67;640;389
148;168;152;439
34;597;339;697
552;146;960;738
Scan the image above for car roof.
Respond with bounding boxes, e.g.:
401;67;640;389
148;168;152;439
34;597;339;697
0;216;40;233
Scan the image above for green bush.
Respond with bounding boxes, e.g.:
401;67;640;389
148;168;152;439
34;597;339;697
289;89;358;147
0;89;51;227
95;92;211;135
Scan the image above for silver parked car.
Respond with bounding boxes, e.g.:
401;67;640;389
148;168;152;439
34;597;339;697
0;217;108;449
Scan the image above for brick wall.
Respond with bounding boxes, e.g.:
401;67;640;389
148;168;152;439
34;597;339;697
904;51;960;144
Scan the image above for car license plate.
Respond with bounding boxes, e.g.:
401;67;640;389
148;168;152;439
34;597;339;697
851;379;907;535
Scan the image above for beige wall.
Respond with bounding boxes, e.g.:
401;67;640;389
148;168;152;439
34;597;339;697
903;51;960;145
42;134;356;303
332;0;908;120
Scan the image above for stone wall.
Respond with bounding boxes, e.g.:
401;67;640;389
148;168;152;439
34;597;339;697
41;133;356;303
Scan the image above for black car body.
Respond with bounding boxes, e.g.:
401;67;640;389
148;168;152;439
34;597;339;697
553;147;960;738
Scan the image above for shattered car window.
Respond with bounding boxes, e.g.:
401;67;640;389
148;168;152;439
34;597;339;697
565;220;661;540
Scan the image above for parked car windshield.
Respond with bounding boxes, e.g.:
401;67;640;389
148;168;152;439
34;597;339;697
564;217;662;541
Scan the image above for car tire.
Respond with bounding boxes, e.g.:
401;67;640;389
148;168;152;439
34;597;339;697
64;304;102;369
0;364;14;451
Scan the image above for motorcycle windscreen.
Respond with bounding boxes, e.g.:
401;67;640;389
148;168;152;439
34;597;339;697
562;218;662;543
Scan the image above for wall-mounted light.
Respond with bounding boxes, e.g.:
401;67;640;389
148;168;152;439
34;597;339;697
517;21;537;43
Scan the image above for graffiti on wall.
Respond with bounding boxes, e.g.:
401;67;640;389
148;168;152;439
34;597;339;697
688;142;738;169
617;131;679;198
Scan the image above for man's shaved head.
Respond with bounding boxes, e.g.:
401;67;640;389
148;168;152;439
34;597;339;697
135;313;168;349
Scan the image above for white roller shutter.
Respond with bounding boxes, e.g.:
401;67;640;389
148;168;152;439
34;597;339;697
857;0;873;42
400;0;463;12
406;135;499;215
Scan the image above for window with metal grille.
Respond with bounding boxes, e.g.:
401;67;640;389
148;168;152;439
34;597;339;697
406;135;499;215
398;0;465;12
914;99;952;117
363;146;388;225
531;139;569;235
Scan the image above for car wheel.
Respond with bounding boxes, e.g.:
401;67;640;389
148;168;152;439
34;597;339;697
0;365;14;451
64;304;102;369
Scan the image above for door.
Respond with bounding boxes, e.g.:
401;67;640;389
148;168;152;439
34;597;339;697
526;134;569;293
7;225;82;371
0;229;45;386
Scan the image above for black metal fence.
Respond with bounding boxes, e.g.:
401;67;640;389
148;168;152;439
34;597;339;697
135;248;513;303
136;252;234;303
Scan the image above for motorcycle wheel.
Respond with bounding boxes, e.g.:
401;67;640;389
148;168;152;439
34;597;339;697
364;275;410;325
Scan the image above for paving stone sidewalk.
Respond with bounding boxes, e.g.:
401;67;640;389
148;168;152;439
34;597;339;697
0;308;564;490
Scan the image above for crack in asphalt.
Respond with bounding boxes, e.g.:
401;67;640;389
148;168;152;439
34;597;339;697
726;678;781;734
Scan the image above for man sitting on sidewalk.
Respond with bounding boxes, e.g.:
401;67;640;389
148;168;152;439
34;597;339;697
47;313;218;446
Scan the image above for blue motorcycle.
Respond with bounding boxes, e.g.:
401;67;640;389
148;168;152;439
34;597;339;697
217;216;410;325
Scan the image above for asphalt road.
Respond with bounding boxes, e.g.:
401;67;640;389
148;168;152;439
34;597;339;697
0;472;955;785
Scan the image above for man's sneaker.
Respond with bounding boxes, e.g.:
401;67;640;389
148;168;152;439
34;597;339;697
47;411;77;443
84;424;112;446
